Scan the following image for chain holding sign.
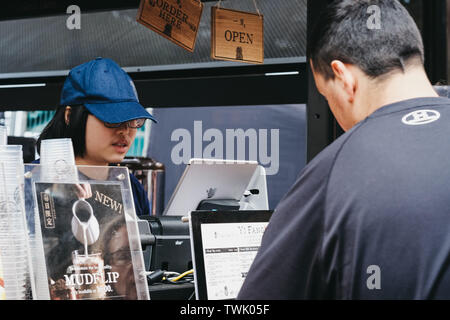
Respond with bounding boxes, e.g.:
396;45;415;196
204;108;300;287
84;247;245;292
136;0;203;52
211;2;264;64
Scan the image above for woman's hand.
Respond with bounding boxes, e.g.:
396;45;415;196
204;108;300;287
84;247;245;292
74;183;92;199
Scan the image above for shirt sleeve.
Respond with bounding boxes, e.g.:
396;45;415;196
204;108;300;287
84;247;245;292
129;173;151;216
237;153;331;300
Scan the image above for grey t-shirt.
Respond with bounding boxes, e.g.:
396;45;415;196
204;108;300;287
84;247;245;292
238;97;450;299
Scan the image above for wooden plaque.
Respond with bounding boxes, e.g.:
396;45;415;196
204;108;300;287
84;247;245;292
136;0;204;52
211;6;264;64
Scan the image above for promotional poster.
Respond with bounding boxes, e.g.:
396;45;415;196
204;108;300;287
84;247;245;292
34;181;139;300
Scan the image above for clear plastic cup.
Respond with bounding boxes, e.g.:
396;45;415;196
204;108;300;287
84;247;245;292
0;146;24;196
2;264;28;270
5;289;27;298
1;255;28;261
2;272;28;279
3;272;27;280
3;285;26;293
40;138;75;165
0;146;23;169
0;145;22;153
0;126;7;146
0;145;30;300
39;138;77;181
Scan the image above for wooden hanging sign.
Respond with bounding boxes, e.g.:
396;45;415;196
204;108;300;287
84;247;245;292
136;0;203;52
211;6;264;64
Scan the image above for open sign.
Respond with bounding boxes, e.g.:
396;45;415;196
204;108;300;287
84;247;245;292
211;7;264;64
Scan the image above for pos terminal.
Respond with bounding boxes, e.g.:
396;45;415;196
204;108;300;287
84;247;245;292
138;158;270;299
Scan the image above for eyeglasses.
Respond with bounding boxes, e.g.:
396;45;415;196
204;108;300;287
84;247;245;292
105;249;132;267
103;118;146;129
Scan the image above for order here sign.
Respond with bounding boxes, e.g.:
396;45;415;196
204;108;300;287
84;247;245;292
137;0;203;52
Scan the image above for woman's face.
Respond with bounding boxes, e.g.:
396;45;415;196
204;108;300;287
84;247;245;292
78;115;137;166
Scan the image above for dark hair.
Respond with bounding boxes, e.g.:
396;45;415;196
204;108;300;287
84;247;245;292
37;105;90;157
308;0;424;80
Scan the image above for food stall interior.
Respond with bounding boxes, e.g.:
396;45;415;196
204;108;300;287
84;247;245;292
0;0;447;300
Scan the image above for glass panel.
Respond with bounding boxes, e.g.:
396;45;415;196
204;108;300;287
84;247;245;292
0;0;307;75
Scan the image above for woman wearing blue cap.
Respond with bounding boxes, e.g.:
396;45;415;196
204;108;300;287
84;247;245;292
36;57;157;216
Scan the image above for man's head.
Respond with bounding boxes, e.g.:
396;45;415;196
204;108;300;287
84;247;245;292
308;0;429;131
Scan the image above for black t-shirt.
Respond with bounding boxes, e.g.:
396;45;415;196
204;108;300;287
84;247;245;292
238;97;450;299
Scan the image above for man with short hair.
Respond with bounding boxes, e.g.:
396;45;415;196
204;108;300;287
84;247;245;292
238;0;450;299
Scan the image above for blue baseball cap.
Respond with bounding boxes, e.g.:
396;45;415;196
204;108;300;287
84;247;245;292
60;57;157;124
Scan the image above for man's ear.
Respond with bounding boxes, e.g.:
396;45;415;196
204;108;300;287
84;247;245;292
330;60;357;102
64;106;72;126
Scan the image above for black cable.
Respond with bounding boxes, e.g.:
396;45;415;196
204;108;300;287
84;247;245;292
147;269;165;285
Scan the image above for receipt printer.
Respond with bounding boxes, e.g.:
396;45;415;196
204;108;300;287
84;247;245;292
137;215;192;273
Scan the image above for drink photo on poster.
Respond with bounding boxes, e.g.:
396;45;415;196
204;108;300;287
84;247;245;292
34;181;139;300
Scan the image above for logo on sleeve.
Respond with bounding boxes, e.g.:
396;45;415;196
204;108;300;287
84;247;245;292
402;109;440;126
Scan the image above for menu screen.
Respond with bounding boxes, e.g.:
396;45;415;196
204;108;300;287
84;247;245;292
200;222;268;300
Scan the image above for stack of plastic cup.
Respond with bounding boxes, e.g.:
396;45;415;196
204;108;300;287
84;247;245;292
31;138;77;299
0;145;30;300
40;138;77;182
